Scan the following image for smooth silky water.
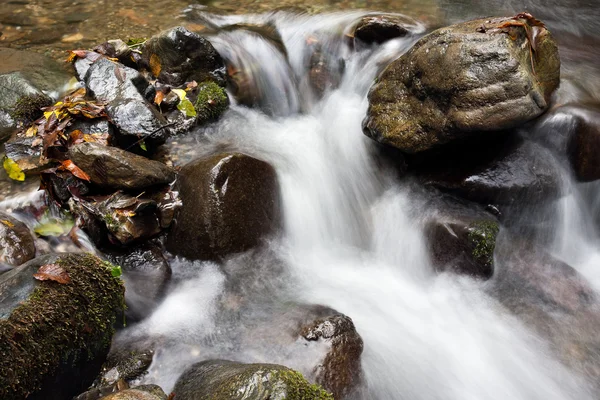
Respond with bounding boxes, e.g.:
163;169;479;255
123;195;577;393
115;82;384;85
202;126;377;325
3;4;600;399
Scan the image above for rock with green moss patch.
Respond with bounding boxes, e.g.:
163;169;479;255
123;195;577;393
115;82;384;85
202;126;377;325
99;385;167;400
194;81;229;124
10;93;52;125
424;196;499;278
173;360;333;400
0;253;124;400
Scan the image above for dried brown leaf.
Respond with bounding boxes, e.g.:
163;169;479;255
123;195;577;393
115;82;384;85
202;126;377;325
149;53;161;77
33;263;71;284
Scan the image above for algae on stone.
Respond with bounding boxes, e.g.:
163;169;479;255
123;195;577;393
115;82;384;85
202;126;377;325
194;81;229;124
468;220;499;269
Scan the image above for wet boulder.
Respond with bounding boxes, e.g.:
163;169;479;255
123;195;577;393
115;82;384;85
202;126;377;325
0;253;124;400
412;134;561;205
69;142;176;191
105;244;171;322
99;386;167;400
353;14;412;45
0;211;36;267
424;197;499;278
4;135;54;175
306;36;345;98
84;57;171;148
141;26;226;87
363;14;560;153
172;360;333;400
167;152;281;260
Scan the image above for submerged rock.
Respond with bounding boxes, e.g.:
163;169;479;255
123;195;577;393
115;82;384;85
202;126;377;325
69;142;176;191
141;26;226;87
424;197;499;278
0;211;36;267
167;152;281;260
172;360;333;400
412;134;561;205
306;36;345;98
353;14;411;45
363;14;560;153
0;253;124;400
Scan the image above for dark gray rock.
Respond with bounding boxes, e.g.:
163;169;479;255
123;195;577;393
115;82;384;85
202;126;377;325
0;211;36;267
172;360;333;400
141;26;226;87
363;15;560;153
0;253;124;400
167;152;281;260
353;14;411;45
69;142;176;191
4;135;54;175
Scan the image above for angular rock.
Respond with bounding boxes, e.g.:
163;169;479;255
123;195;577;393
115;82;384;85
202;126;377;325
167;152;281;260
353;14;411;45
424;197;499;278
412;134;561;205
0;211;36;267
105;244;171;322
0;253;124;400
141;26;226;87
363;14;560;153
172;360;333;400
69;142;176;191
84;58;171;148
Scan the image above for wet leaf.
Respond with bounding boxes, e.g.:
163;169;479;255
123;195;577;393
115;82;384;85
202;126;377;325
33;263;71;284
60;160;91;181
139;140;147;151
34;217;74;237
172;89;197;118
149;53;161;77
111;265;122;277
25;125;38;137
126;37;146;47
3;158;25;181
1;219;14;228
66;49;89;63
154;90;165;105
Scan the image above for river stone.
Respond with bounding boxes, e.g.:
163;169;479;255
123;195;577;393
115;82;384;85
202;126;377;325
353;14;411;45
424;197;499;278
0;211;36;267
167;152;281;260
412;134;561;206
0;253;124;400
172;360;333;400
69;142;176;191
105;244;171;322
363;15;560;153
98;386;167;400
84;57;171;148
141;26;226;87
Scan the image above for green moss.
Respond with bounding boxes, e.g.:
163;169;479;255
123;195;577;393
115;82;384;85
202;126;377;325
0;253;125;399
468;220;499;269
10;93;52;124
194;81;229;124
277;369;334;400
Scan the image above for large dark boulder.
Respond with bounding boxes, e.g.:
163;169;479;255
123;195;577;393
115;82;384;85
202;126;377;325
412;134;561;205
172;360;333;400
69;142;176;191
0;210;36;267
424;197;499;278
0;253;124;400
84;58;171;148
363;14;560;153
167;152;281;260
141;26;226;87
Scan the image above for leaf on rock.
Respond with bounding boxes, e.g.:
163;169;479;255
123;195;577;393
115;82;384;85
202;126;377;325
172;89;197;118
149;53;162;77
34;217;74;237
139;140;147;151
3;157;25;181
111;265;122;277
154;90;165;105
33;263;71;284
0;219;15;228
60;160;91;181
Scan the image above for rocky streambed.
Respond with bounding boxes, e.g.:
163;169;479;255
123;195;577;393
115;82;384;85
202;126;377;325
1;4;600;400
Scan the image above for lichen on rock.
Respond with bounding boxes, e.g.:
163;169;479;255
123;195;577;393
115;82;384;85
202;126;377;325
468;220;499;270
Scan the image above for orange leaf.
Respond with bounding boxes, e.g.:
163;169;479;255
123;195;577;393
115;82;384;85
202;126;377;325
33;263;71;284
149;54;161;77
154;90;165;105
66;49;88;63
60;160;91;181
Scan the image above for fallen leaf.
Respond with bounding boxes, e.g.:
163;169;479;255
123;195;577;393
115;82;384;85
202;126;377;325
1;219;15;228
25;126;38;137
154;90;165;105
34;217;74;237
139;140;147;151
172;89;197;118
3;158;25;181
60;160;91;181
33;263;71;284
149;53;161;77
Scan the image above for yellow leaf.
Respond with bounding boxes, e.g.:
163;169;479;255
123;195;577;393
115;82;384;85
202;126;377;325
149;54;161;77
3;158;25;181
171;88;187;100
25;126;37;137
43;110;53;120
1;219;15;228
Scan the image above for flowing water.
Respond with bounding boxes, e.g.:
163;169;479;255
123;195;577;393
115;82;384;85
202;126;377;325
3;2;600;399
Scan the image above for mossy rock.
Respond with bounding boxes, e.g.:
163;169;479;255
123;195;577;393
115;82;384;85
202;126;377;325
172;360;333;400
0;253;125;400
194;81;229;124
9;93;52;125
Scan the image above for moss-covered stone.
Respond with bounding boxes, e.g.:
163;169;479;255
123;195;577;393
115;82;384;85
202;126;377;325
0;253;125;400
468;220;499;270
173;360;333;400
194;81;229;124
10;93;52;125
